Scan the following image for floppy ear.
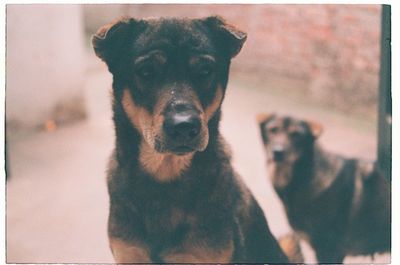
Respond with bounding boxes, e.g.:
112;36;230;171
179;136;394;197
92;17;145;69
202;16;247;58
306;120;324;138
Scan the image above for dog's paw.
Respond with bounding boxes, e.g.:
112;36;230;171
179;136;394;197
278;233;304;263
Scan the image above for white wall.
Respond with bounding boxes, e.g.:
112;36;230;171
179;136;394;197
83;4;127;34
6;5;87;129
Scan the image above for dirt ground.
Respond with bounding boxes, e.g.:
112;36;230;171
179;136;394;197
6;58;390;263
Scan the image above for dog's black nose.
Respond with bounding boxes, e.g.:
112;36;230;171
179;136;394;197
272;148;285;162
164;114;201;142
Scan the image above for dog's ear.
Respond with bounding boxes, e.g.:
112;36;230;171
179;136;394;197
202;16;247;58
306;120;324;138
256;113;275;125
92;17;145;69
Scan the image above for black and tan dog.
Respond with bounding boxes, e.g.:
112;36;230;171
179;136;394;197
257;113;391;263
92;16;288;263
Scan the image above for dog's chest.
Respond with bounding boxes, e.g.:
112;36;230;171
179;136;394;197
145;205;185;230
141;202;193;246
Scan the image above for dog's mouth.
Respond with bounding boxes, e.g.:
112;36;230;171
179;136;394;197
154;137;207;155
268;147;300;165
272;153;285;162
171;145;196;155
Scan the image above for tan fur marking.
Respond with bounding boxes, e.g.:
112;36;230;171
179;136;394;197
162;240;234;263
269;162;293;189
94;23;114;39
122;89;152;131
350;164;364;220
139;141;194;182
296;230;311;243
359;160;374;179
204;87;223;122
109;238;151;263
256;112;275;124
278;234;304;263
122;88;160;148
306;120;323;138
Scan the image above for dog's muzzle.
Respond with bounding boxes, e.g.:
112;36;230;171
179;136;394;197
271;145;286;162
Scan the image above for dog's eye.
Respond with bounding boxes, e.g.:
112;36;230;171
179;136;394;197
198;66;212;77
289;131;302;138
268;126;278;134
190;56;216;79
192;63;214;79
136;65;155;79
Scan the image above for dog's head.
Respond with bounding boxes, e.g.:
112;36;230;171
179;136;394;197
257;113;323;165
92;16;246;155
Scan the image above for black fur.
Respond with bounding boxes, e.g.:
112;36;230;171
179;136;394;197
94;17;288;263
259;114;391;263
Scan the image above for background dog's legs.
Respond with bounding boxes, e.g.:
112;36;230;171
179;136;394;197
315;245;345;264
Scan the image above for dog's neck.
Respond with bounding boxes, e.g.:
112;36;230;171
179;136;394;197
272;144;342;199
269;152;314;194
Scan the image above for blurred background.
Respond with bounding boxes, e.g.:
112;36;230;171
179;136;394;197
5;4;389;263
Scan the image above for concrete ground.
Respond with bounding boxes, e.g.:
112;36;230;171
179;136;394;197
6;59;390;263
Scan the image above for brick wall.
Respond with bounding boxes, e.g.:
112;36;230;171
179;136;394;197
85;4;382;116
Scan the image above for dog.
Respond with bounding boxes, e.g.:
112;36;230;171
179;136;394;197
92;16;288;263
257;113;391;263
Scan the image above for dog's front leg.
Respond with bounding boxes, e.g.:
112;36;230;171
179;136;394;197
109;237;152;263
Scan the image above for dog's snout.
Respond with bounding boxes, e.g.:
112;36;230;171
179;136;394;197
272;146;285;162
164;113;201;142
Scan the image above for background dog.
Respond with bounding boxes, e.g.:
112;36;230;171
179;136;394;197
257;113;391;263
92;17;288;263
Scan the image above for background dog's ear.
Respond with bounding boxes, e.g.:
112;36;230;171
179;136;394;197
256;113;275;125
203;16;247;58
92;18;145;69
306;120;324;138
